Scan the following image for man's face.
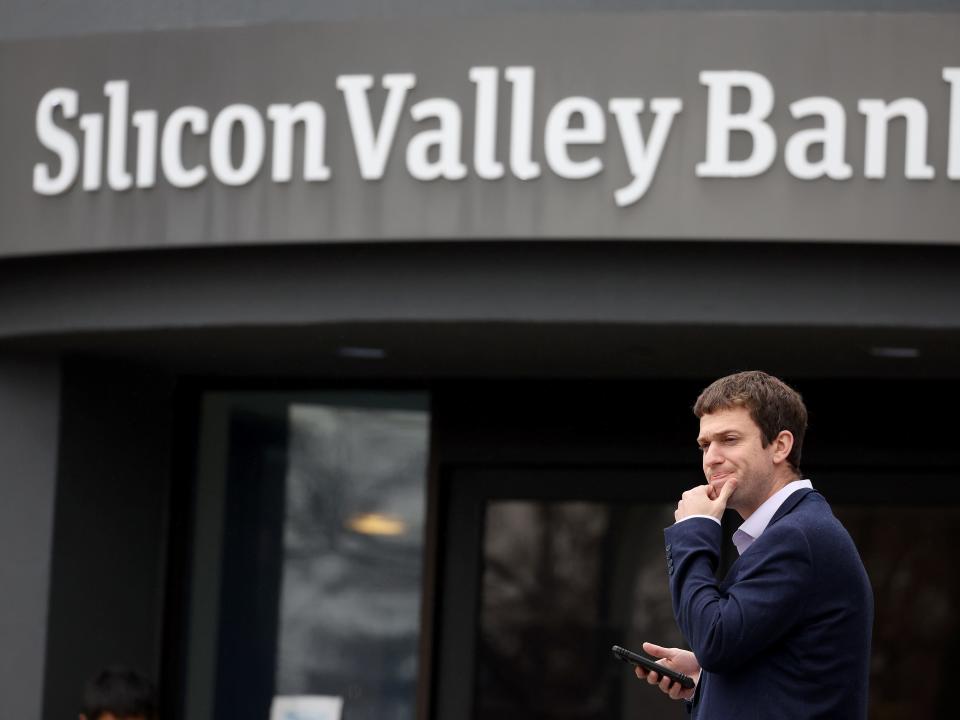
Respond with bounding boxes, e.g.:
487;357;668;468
697;405;778;517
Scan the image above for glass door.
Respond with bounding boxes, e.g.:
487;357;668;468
182;391;431;720
433;467;714;720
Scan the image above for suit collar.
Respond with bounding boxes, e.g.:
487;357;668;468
724;487;817;570
769;486;816;526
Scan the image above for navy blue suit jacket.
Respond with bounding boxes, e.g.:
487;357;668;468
663;489;872;720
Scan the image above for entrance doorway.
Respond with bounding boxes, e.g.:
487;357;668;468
433;467;721;720
170;379;960;720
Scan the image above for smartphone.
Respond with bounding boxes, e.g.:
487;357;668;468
611;644;696;689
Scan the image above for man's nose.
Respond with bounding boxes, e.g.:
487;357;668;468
703;443;723;466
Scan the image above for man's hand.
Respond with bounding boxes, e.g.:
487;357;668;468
674;479;737;522
634;642;701;701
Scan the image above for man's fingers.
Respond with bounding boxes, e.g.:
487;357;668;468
717;479;737;506
642;642;673;659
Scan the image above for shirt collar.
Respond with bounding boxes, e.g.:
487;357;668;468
732;479;813;555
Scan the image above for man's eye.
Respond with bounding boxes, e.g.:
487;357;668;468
724;436;737;444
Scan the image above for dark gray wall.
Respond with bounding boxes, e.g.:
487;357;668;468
41;360;175;720
2;0;960;40
4;243;960;340
5;242;960;381
0;355;60;720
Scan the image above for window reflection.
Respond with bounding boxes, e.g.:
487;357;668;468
837;506;960;718
186;393;429;720
275;400;429;720
478;501;685;720
476;500;960;720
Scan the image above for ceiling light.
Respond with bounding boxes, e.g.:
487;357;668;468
868;346;920;359
346;512;406;536
337;346;386;359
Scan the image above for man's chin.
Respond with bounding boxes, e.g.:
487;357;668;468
707;478;737;502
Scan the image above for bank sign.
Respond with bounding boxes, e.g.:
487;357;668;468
2;13;959;256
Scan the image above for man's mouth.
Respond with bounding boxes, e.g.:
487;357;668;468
710;472;733;483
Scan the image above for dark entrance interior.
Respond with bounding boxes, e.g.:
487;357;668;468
36;361;960;720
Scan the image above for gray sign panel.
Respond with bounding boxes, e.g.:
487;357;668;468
1;13;959;257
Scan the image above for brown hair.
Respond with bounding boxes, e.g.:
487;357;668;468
693;371;807;472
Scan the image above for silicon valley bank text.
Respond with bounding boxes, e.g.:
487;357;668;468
33;67;960;205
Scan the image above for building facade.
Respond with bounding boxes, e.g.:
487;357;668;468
2;3;960;719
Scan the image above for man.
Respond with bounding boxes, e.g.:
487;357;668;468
636;371;872;719
79;666;158;720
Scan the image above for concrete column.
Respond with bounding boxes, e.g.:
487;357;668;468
0;355;61;719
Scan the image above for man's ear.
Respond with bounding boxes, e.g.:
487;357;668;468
772;430;794;464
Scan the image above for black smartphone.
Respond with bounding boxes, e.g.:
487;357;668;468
611;644;696;689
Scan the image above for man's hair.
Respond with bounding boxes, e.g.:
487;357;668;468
693;371;808;472
80;666;157;720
